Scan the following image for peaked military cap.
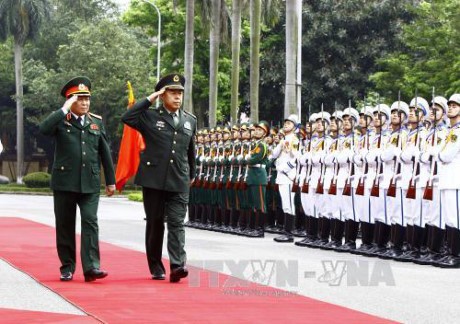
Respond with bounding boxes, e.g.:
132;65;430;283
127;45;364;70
155;73;185;92
61;76;91;98
256;120;270;134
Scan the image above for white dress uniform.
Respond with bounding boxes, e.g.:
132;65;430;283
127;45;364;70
272;132;299;215
336;132;358;221
380;128;408;225
323;135;343;220
353;131;374;223
366;130;390;224
438;122;460;229
310;134;332;218
299;136;317;217
418;123;448;228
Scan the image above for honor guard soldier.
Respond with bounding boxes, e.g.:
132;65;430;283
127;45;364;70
244;121;270;237
350;106;375;255
432;94;460;268
39;76;116;282
121;73;196;282
412;97;448;264
273;115;300;242
333;107;361;252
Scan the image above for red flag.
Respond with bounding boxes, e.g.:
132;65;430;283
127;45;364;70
115;81;145;192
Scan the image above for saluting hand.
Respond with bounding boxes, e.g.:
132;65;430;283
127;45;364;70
62;95;78;112
147;87;167;103
106;184;116;197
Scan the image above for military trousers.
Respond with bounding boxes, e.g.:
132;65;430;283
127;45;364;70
142;187;188;274
53;190;101;274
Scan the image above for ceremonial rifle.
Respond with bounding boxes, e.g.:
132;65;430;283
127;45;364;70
316;103;326;194
406;91;421;199
423;87;437;200
370;97;383;197
343;100;355;196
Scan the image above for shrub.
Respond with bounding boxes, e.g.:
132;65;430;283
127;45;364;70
23;172;51;188
128;192;143;202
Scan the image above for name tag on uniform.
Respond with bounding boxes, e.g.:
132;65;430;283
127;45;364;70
184;121;192;130
156;120;165;129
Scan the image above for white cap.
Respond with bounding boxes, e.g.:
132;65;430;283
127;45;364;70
316;111;331;124
447;94;460;106
360;106;374;119
391;101;409;119
342;107;360;122
431;96;448;112
409;97;429;116
331;110;343;122
309;113;317;123
373;104;391;120
285;114;299;125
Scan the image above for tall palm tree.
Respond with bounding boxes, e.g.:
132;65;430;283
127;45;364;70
0;0;51;183
230;0;244;124
183;0;194;113
284;0;298;117
249;0;261;123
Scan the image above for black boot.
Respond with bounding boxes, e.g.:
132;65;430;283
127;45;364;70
211;207;222;231
396;225;424;262
274;213;295;243
434;227;460;268
243;210;256;237
265;209;276;232
379;224;405;259
312;217;331;248
336;220;359;253
322;219;344;250
274;208;285;233
236;210;248;235
413;226;444;265
292;212;307;237
363;221;391;257
230;209;240;234
296;216;319;246
249;211;265;238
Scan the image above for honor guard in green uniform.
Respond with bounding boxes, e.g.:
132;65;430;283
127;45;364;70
121;73;196;283
245;121;270;237
39;76;116;282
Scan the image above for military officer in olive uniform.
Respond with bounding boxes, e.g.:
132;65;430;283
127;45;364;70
121;74;196;283
39;76;116;282
245;121;270;237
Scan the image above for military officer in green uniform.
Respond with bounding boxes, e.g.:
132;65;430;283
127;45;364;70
245;121;270;237
39;76;116;282
121;74;196;283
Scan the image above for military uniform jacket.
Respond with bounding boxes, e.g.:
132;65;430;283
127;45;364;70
246;140;268;185
437;122;460;190
121;98;196;193
39;109;115;193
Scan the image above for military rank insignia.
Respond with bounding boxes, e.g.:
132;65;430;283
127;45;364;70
90;124;99;130
452;134;457;143
66;113;72;121
391;136;398;146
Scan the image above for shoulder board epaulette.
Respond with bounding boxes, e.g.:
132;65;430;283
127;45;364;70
183;110;197;119
89;112;102;120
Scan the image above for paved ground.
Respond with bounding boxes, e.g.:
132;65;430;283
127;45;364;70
1;194;459;323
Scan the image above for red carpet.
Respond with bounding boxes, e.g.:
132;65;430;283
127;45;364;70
0;217;396;323
0;308;98;323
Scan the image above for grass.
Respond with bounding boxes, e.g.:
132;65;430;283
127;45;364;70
0;183;142;200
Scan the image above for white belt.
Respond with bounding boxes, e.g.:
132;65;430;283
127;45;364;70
250;164;265;168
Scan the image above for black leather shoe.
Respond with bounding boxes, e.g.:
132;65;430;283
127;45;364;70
334;241;356;253
84;269;108;282
152;268;166;280
274;234;294;243
60;272;73;281
170;266;189;283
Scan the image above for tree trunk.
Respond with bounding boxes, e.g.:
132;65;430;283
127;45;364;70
230;0;242;124
14;41;24;184
184;0;195;113
208;0;221;128
250;0;261;123
285;0;298;118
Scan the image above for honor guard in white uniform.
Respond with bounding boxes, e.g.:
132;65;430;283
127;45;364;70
333;107;361;252
273;115;300;242
350;106;375;255
363;101;409;257
405;96;448;263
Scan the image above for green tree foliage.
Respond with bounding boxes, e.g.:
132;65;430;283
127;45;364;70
370;0;460;100
23;19;153;162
